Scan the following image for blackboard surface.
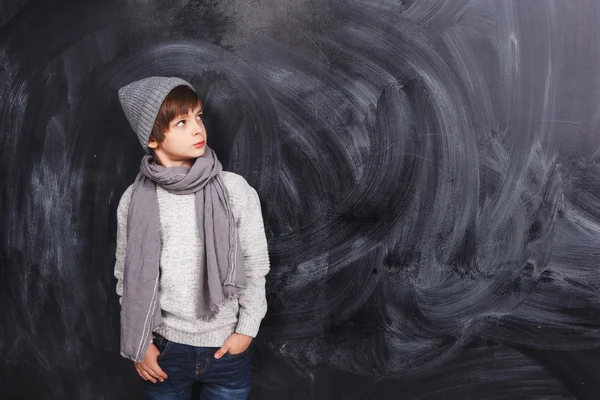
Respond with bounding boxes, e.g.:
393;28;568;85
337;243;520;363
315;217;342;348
1;1;599;399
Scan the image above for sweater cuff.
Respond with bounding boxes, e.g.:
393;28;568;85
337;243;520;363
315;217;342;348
235;312;263;337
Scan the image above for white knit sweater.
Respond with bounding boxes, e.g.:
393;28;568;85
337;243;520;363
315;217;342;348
114;171;270;348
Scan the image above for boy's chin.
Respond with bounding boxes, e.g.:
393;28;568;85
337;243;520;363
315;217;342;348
193;147;207;157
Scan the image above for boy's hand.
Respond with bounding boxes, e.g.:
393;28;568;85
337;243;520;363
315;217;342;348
134;343;169;383
214;333;253;359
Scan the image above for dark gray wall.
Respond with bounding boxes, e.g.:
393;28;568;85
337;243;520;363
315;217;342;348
1;0;599;399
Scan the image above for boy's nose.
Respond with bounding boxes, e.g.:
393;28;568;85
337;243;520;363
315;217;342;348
192;119;204;132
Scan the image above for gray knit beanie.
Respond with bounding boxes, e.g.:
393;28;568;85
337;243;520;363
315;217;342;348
118;76;196;153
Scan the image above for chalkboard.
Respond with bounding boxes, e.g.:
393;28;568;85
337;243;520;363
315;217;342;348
1;0;599;399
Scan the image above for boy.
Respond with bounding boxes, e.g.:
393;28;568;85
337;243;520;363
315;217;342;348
114;76;270;400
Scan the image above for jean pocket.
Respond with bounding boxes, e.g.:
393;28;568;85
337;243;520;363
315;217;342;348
224;348;248;359
153;336;172;360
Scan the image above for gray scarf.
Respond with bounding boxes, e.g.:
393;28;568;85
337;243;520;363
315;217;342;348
120;145;247;361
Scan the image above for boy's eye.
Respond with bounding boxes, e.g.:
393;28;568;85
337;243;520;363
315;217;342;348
175;112;203;127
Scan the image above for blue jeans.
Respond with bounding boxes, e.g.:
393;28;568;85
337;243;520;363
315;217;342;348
143;333;252;400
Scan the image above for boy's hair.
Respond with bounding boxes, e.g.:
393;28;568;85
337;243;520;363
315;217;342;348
150;85;202;145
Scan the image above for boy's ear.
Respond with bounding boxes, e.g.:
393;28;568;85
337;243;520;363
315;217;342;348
147;138;158;149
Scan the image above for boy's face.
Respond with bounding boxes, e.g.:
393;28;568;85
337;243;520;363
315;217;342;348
148;102;206;167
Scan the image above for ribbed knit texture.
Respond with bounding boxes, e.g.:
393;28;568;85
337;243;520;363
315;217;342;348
117;76;194;153
114;171;270;349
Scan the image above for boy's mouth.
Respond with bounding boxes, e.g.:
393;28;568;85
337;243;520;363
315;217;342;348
193;141;205;148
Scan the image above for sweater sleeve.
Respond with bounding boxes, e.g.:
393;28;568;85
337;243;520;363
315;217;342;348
114;185;133;307
234;182;270;338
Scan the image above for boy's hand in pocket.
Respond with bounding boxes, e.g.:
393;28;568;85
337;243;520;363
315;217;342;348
134;343;168;383
214;333;252;359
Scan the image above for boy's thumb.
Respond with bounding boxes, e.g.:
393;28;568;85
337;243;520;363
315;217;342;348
214;346;229;359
